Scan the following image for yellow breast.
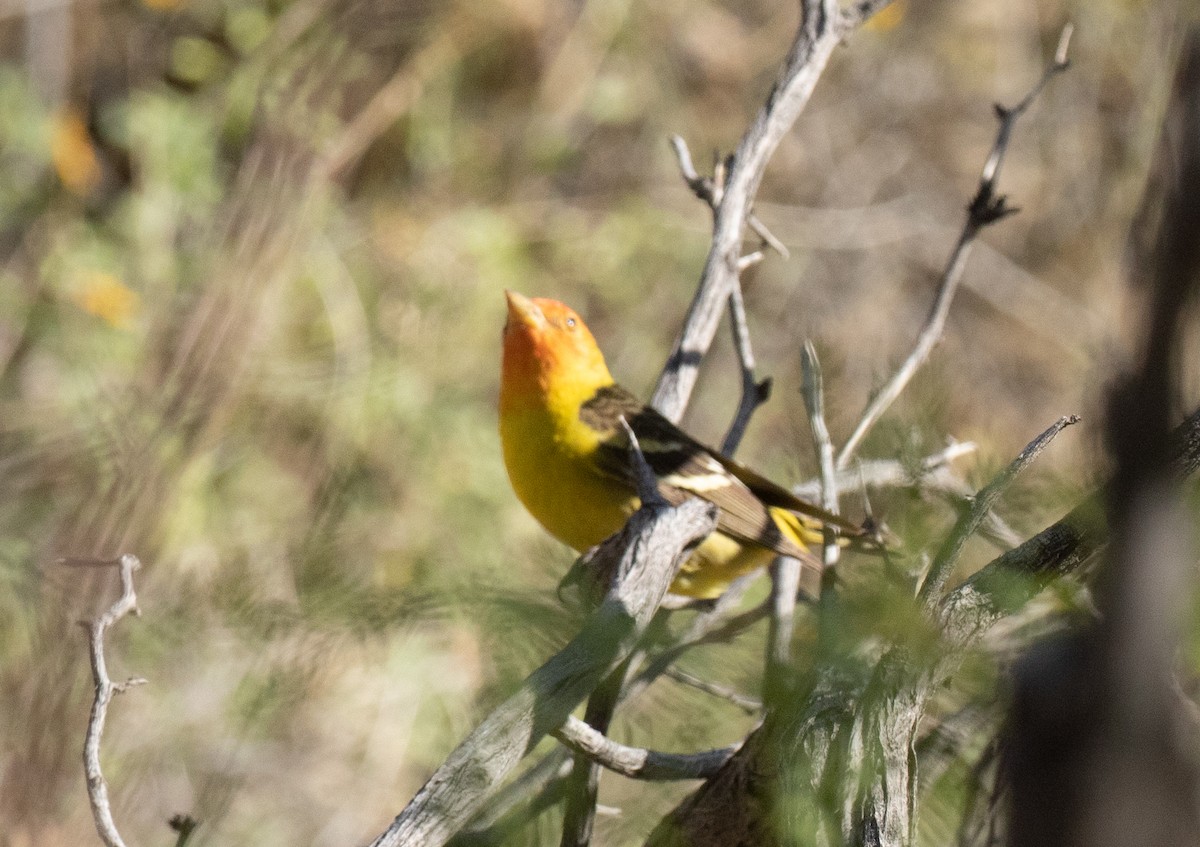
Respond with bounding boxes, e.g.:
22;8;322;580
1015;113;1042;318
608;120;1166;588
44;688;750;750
500;404;636;552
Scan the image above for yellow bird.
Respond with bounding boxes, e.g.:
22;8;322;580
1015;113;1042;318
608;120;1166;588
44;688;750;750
499;291;852;599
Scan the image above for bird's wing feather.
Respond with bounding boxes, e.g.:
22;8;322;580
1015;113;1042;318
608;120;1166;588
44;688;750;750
581;385;833;558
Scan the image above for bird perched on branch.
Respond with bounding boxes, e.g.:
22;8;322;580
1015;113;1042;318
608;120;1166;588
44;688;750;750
499;290;861;599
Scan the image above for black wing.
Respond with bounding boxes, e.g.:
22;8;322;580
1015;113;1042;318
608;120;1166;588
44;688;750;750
581;384;849;557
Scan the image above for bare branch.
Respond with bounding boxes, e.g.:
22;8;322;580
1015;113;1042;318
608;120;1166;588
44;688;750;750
651;0;845;422
552;716;739;781
721;284;772;456
620;415;667;507
791;440;979;499
801;341;840;567
837;24;1073;469
369;497;717;847
663;666;762;714
669;136;789;259
735;251;764;272
791;440;1026;550
918;415;1079;605
765;556;803;699
669;134;707;197
79;554;146;847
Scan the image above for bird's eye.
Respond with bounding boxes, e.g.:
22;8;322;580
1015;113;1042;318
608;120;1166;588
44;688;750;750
565;317;577;329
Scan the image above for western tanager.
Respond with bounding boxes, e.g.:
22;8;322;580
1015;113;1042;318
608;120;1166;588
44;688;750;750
500;290;853;599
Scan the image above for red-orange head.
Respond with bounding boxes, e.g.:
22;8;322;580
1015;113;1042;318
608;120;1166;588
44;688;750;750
500;291;614;413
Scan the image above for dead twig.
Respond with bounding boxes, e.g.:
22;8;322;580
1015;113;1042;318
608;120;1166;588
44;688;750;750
651;0;848;422
801;340;841;567
669;136;790;260
792;440;978;499
552;716;740;781
918;415;1080;605
77;554;147;847
721;281;772;456
837;24;1074;469
663;666;762;714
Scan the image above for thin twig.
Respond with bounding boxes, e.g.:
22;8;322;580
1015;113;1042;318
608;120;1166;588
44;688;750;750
793;440;978;499
837;24;1073;469
790;441;1024;549
765;556;803;699
620;415;667;506
552;716;740;781
651;0;846;422
672;138;777;460
78;554;147;847
560;654;641;847
800;342;846;681
663;666;762;714
669;136;790;259
721;283;772;456
918;415;1080;605
736;251;764;271
801;340;841;567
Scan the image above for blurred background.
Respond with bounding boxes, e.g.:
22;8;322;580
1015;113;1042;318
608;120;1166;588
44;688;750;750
0;0;1189;844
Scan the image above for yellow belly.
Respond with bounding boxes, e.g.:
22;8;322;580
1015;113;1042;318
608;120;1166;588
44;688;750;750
500;406;635;552
671;532;776;599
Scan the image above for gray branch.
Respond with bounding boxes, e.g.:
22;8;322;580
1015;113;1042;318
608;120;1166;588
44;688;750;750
80;554;147;847
663;666;762;714
369;497;717;847
917;415;1079;605
837;24;1074;470
721;281;772;457
552;716;740;781
801;340;841;567
651;0;845;422
791;441;978;500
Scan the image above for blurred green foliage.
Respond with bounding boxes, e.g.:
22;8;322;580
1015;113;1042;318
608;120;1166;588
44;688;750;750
0;0;1187;844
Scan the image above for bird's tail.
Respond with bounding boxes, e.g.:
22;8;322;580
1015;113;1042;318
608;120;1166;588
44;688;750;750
771;507;880;553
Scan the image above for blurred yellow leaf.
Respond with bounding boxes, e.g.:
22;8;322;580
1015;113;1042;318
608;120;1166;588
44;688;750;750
51;110;100;195
73;271;139;328
143;0;185;10
865;0;906;32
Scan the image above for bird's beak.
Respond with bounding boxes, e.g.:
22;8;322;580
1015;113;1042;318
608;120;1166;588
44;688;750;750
505;290;545;330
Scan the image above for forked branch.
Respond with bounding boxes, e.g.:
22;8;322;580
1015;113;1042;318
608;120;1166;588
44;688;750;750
652;0;876;422
837;24;1074;469
76;554;147;847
